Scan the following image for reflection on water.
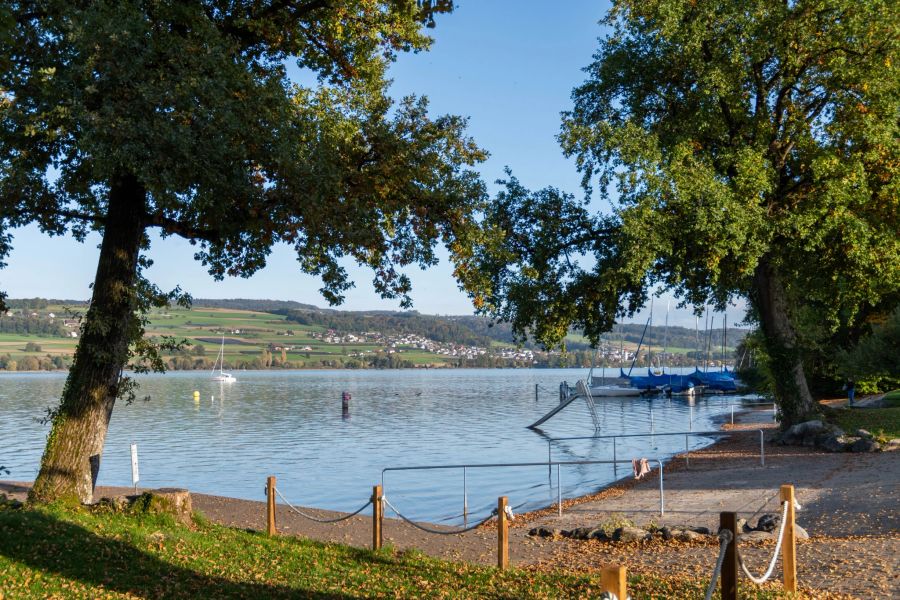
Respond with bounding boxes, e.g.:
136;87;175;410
0;369;764;523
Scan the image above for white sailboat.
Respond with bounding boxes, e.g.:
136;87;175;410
211;335;236;383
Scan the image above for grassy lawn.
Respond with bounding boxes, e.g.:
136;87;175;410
830;392;900;440
0;502;786;599
881;389;900;407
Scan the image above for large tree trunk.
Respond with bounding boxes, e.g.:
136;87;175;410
753;257;818;427
29;173;146;504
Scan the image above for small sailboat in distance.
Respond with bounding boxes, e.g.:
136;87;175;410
211;335;236;383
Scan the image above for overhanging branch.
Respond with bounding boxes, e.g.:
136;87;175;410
147;213;221;243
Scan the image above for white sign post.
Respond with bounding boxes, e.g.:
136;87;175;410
130;443;139;493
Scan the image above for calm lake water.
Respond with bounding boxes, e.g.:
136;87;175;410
0;369;765;523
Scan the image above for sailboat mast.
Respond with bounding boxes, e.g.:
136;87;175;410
663;300;669;373
694;314;700;369
705;314;714;372
722;313;727;371
648;297;653;369
619;324;624;368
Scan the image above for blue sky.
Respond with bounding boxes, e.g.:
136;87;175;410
2;2;746;328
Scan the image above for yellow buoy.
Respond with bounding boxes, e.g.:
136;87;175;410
193;390;200;401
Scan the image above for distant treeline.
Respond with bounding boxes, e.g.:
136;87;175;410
6;298;87;309
0;314;68;336
191;298;320;312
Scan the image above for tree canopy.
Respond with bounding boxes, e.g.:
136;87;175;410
458;0;899;424
1;0;485;503
1;0;484;306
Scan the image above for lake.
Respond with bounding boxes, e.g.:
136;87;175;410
0;368;765;524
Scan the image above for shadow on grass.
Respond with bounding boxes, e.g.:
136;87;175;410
0;509;355;599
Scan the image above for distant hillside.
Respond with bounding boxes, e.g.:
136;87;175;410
275;308;747;352
276;309;493;348
5;297;747;352
192;298;321;312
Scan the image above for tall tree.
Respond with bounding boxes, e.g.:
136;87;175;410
457;0;899;425
1;0;485;504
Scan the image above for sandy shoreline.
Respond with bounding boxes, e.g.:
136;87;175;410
3;406;897;598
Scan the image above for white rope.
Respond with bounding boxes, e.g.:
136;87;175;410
704;528;734;600
598;591;633;600
382;496;496;535
274;487;371;524
736;500;790;584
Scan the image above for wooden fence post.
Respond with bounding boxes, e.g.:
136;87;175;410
372;485;383;550
780;484;797;593
497;496;509;570
266;476;276;536
720;512;738;600
600;565;627;599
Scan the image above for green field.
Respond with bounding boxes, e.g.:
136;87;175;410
0;305;467;371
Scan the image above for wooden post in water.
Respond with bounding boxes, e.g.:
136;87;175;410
266;476;276;536
497;496;509;570
720;512;738;600
372;484;383;550
780;484;797;593
600;565;627;599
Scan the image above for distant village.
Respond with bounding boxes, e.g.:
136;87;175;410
303;329;538;363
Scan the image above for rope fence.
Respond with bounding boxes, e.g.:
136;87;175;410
382;496;498;535
274;486;372;524
736;499;789;584
703;529;733;600
704;483;800;599
265;474;801;599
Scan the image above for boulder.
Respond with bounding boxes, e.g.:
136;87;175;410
675;529;706;542
855;429;873;438
755;514;779;533
819;434;848;453
737;518;749;532
660;526;673;540
740;530;774;542
96;494;133;512
612;526;651;543
780;420;826;445
566;527;596;540
528;527;561;538
795;525;809;540
849;438;879;453
885;439;900;451
588;528;610;541
691;526;711;535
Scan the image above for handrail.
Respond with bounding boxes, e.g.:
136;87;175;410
547;428;766;469
382;458;666;519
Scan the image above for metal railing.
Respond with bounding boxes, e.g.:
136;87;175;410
547;429;766;472
723;401;777;424
382;458;666;522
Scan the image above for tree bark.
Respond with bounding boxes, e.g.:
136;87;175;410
29;173;146;504
753;257;818;427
